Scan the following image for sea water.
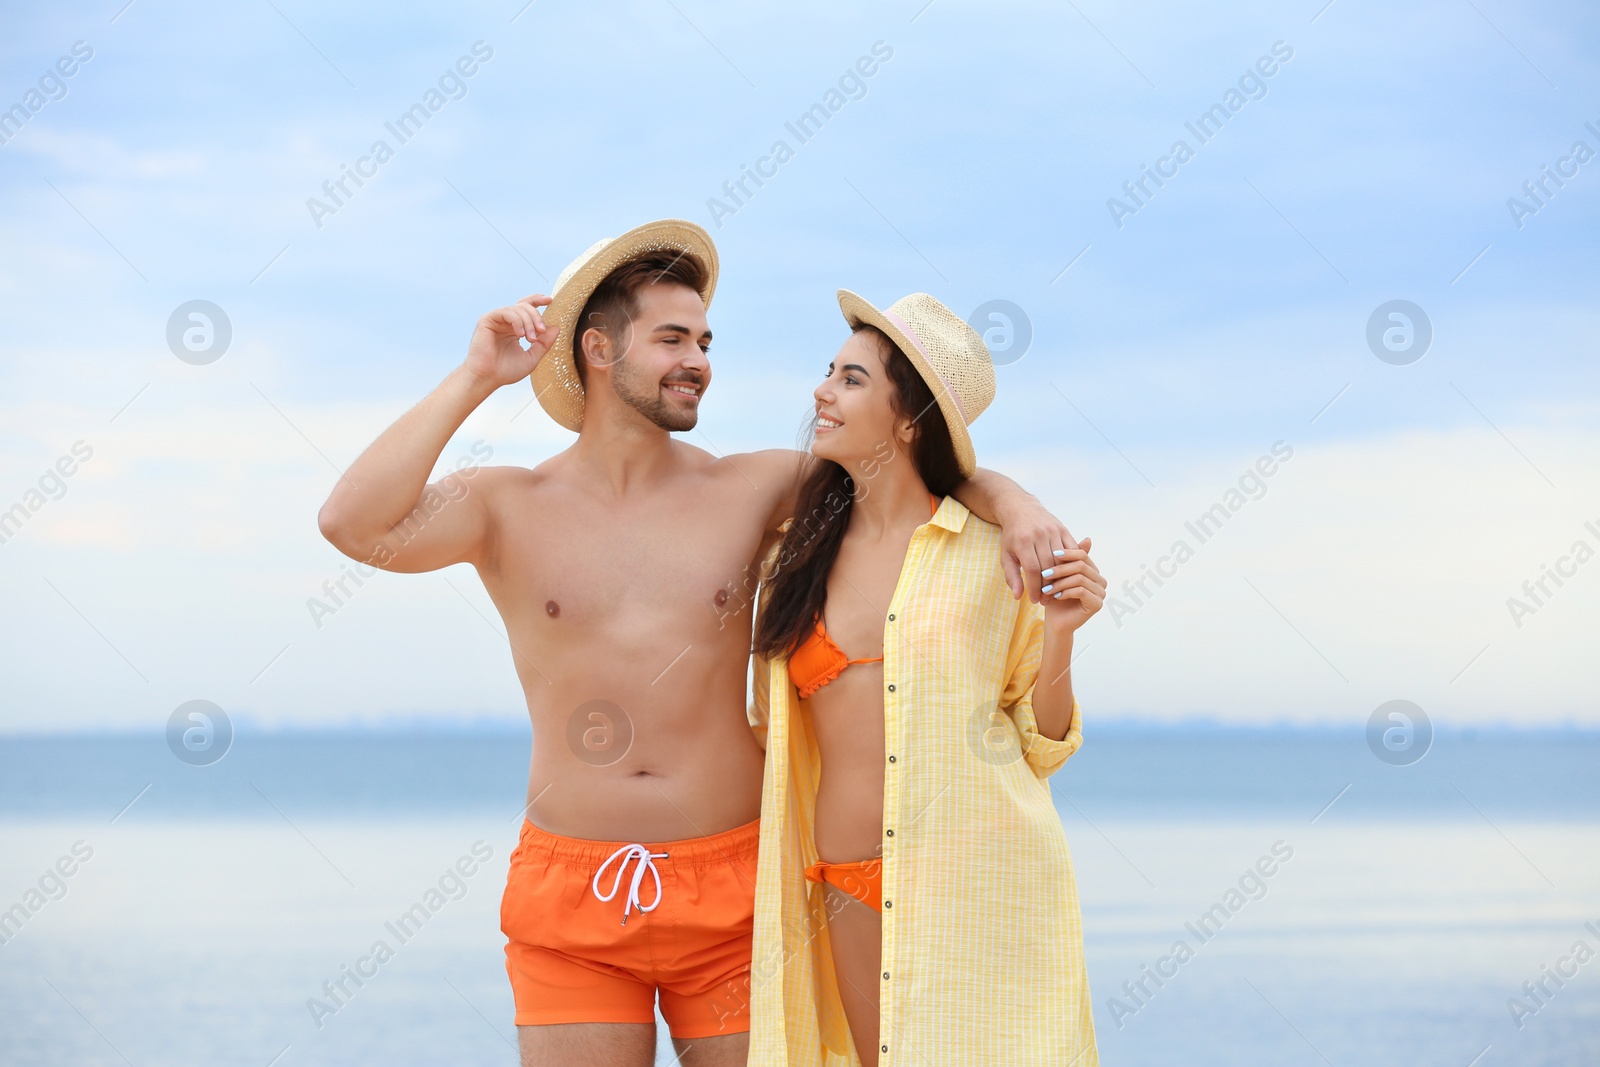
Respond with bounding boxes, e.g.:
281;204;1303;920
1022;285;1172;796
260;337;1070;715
1;729;1595;1065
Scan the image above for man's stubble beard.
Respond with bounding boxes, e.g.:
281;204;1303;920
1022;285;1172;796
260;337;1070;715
611;351;698;432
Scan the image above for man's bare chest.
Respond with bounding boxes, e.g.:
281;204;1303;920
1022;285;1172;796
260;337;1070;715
487;491;773;635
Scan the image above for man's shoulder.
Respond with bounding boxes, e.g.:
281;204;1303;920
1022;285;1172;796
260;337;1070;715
713;446;805;476
698;446;809;494
461;458;549;486
457;456;564;505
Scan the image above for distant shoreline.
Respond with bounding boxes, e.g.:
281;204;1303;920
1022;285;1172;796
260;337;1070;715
3;721;1598;739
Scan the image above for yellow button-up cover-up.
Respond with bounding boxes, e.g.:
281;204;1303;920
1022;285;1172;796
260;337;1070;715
746;496;1099;1067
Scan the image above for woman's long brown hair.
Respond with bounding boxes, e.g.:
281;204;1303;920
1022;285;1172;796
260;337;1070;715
752;325;964;660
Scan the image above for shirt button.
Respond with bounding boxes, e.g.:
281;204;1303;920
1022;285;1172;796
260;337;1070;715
886;828;894;837
884;900;892;908
881;1045;889;1054
887;613;895;621
887;684;896;692
882;971;890;980
887;755;896;763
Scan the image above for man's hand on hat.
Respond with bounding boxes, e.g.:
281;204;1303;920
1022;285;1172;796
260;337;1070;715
464;294;559;388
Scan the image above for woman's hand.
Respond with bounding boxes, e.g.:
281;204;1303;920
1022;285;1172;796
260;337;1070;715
463;294;559;388
1038;537;1104;634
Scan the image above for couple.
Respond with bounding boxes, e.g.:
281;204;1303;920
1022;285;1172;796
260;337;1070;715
318;219;1103;1066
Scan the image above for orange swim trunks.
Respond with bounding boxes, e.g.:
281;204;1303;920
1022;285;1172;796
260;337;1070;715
805;856;883;912
500;816;760;1039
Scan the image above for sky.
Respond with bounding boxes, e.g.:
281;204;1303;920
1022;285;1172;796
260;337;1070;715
0;0;1596;732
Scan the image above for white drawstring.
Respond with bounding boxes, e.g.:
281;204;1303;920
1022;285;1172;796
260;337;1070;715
591;843;670;925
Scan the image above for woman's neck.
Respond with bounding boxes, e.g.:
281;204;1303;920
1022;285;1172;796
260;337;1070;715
848;458;930;540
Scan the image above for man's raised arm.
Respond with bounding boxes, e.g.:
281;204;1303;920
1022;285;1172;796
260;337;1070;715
316;294;558;575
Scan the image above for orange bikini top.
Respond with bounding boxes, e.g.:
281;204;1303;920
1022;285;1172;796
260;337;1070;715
788;492;939;700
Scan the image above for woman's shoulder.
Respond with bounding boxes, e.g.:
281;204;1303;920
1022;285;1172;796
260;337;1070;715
921;510;1042;651
946;505;1003;553
936;510;1017;595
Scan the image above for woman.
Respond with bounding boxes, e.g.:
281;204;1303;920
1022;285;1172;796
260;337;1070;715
745;290;1105;1066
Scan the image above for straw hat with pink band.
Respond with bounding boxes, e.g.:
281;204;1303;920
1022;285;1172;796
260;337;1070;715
835;289;997;478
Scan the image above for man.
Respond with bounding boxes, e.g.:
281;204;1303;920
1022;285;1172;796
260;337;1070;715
317;219;1074;1067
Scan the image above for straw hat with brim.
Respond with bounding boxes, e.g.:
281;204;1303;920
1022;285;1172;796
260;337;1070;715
530;219;719;432
836;289;996;478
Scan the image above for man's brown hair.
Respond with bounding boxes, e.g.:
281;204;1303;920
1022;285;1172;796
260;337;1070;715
573;251;710;384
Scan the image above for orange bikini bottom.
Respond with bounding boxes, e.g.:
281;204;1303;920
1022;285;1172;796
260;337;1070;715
804;857;883;912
